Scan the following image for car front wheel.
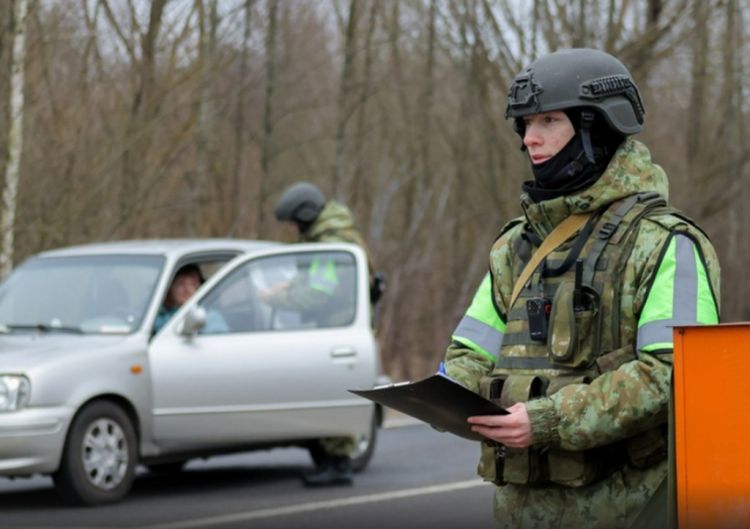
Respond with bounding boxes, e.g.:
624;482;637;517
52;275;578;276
53;401;137;505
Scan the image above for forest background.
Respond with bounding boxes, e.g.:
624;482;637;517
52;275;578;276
0;0;748;379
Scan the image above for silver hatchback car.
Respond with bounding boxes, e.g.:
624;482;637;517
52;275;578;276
0;240;380;505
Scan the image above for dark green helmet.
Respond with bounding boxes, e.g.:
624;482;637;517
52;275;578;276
274;182;326;224
505;48;645;135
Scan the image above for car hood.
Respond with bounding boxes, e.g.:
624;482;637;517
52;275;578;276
0;334;134;371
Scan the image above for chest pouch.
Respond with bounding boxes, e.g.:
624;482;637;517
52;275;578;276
477;376;507;485
547;280;602;368
478;374;549;485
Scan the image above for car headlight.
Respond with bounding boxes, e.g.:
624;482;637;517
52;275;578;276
0;375;31;412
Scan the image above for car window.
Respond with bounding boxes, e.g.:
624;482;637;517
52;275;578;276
0;255;164;334
151;256;242;336
199;260;230;280
198;251;358;333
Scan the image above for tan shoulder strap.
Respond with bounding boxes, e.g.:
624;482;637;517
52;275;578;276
508;213;593;310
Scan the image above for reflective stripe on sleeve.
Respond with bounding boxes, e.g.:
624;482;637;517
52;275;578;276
451;273;506;361
452;315;504;361
637;235;718;353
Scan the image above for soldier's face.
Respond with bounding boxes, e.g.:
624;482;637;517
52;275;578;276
281;221;298;239
522;111;575;165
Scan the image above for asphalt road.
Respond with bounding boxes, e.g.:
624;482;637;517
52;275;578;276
0;421;497;529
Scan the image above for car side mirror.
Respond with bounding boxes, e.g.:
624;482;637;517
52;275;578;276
180;306;207;336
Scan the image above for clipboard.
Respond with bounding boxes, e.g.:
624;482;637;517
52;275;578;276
349;373;507;442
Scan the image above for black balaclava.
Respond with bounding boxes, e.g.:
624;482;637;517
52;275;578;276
521;108;624;203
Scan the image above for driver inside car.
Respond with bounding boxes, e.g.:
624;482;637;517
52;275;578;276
153;264;228;334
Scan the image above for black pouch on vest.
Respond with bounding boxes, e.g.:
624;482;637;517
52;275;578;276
499;375;549;485
526;297;551;342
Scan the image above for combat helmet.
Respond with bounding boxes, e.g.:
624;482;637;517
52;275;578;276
505;48;645;137
274;182;326;224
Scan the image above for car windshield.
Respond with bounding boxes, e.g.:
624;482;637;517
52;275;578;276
0;254;164;335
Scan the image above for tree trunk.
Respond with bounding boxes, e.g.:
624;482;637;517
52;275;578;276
388;1;417;230
332;0;359;200
350;0;378;212
117;0;168;236
194;0;219;236
419;0;437;204
0;0;28;280
687;0;708;189
229;0;254;236
257;0;279;238
721;0;741;319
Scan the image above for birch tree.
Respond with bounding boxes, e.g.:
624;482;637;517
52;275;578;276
0;0;28;280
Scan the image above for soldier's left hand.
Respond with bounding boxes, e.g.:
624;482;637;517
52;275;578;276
467;403;533;448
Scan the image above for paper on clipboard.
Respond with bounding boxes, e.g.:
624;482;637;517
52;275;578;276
349;373;507;442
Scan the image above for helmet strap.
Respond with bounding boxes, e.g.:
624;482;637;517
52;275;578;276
580;110;596;164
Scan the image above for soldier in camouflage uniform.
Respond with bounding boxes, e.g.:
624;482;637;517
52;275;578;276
443;49;720;528
268;181;370;487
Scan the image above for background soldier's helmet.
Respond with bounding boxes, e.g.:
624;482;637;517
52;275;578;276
274;182;326;224
505;48;645;136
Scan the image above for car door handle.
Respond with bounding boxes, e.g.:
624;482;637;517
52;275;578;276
330;346;357;358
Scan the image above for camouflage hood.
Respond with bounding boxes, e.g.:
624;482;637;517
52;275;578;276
301;201;358;243
521;138;669;238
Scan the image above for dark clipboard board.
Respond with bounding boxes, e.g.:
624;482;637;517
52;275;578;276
350;373;507;442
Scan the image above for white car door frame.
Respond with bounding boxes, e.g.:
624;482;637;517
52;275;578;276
147;243;376;452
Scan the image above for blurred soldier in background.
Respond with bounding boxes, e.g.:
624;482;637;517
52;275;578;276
268;181;378;487
442;48;720;528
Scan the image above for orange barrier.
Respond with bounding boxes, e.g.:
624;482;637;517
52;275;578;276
673;323;750;529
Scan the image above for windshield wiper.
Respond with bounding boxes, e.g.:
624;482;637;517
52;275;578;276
4;323;85;334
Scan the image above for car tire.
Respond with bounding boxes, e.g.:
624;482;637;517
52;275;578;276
53;401;137;506
308;405;379;474
351;406;379;473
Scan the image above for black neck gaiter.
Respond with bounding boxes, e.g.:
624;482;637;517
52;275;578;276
522;112;624;203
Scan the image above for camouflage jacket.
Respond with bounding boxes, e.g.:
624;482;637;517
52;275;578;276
265;201;368;315
301;201;368;249
445;138;721;451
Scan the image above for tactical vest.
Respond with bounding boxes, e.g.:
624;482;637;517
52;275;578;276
478;192;677;488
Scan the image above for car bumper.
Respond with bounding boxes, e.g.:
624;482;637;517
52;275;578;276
0;407;71;476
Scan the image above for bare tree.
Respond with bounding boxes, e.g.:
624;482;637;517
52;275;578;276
229;0;254;236
332;0;360;199
687;0;709;186
0;0;29;279
257;0;279;237
101;0;170;236
349;0;378;212
4;0;748;377
194;0;219;235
